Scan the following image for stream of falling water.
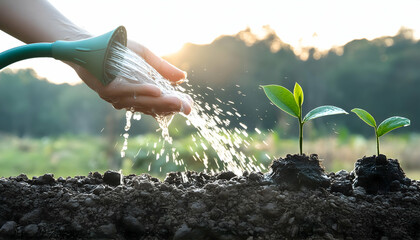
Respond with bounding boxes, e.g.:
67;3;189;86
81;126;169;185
106;42;265;175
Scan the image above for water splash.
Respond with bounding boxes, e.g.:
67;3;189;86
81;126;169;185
120;110;133;157
121;133;129;158
106;42;263;175
155;114;174;144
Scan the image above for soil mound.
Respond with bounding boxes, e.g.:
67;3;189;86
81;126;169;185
269;154;330;189
353;154;411;194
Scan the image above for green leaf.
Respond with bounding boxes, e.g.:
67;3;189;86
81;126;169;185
351;108;376;128
262;85;300;118
377;116;410;137
293;82;304;107
303;105;348;123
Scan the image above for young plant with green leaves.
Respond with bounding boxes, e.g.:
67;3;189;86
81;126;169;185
262;83;348;155
351;108;410;156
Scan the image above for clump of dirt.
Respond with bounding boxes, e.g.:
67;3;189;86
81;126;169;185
353;154;411;194
269;154;330;189
329;170;354;196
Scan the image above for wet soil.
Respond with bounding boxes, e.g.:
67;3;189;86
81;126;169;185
1;156;420;239
353;154;410;194
270;154;330;189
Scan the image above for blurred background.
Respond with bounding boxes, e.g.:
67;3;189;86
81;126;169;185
1;1;420;179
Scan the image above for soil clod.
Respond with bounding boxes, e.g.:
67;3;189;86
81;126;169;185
103;170;122;186
0;221;17;236
23;224;38;237
330;170;353;195
122;215;145;234
33;173;55;185
217;171;236;180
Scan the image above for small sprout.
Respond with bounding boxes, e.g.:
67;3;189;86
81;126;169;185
351;108;410;156
262;82;348;155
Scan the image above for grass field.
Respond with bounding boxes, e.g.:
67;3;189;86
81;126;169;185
1;132;419;180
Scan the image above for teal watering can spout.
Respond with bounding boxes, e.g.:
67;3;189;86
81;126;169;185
0;26;127;85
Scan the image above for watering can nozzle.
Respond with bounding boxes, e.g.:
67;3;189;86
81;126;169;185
0;26;127;85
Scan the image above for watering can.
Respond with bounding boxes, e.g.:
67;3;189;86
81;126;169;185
0;26;127;85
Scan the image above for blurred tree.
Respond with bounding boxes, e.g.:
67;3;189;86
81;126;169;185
1;27;419;139
167;27;420;136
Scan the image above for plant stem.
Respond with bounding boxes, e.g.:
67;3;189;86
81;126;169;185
375;128;380;156
299;118;303;155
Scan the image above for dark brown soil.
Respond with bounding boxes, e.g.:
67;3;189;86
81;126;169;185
269;154;330;189
353;154;410;194
0;157;420;239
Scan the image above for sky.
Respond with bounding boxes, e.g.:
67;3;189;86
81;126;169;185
0;0;419;85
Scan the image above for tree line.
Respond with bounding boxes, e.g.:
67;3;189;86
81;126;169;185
167;27;420;136
0;27;419;137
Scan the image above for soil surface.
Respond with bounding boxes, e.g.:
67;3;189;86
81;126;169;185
1;155;420;239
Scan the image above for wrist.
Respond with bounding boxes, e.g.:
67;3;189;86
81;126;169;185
62;30;92;41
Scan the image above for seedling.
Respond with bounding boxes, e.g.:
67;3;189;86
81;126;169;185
351;108;410;156
262;83;348;155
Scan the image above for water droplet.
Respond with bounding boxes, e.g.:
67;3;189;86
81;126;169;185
133;112;141;120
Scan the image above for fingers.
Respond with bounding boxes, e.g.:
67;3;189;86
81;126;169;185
101;81;161;99
98;75;192;116
111;95;192;115
180;95;193;115
143;48;186;83
128;40;187;83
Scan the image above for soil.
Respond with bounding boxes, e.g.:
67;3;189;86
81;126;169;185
269;154;330;189
353;154;410;194
1;155;420;239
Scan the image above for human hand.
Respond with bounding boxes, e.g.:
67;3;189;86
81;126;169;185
73;40;192;116
0;0;192;116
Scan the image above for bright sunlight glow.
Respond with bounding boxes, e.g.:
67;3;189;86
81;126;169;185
0;0;419;84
